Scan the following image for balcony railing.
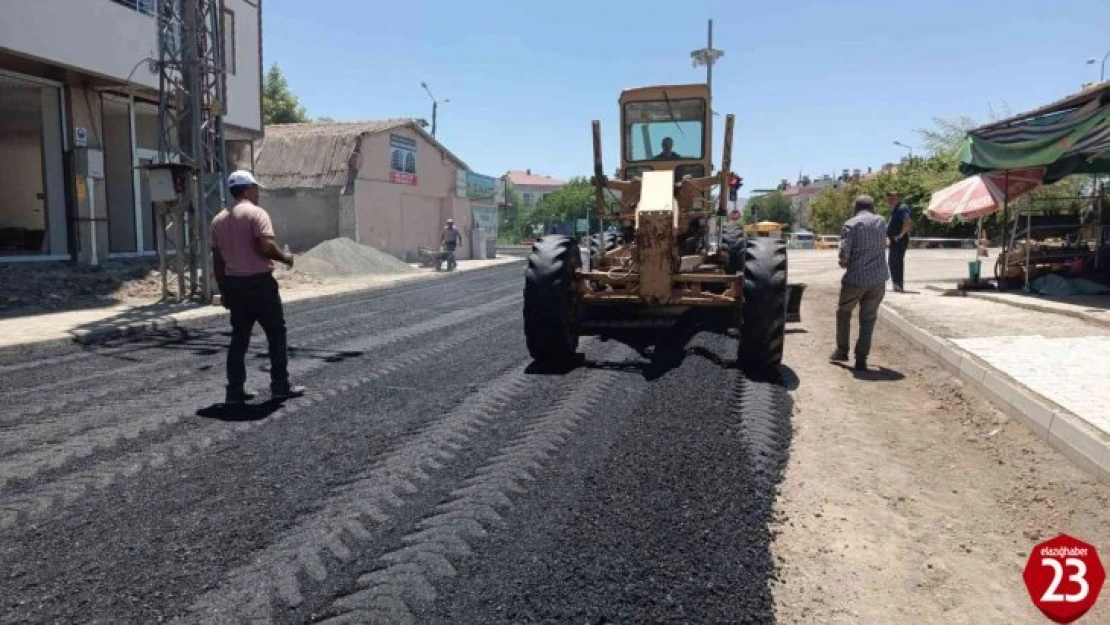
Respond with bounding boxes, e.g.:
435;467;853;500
109;0;157;17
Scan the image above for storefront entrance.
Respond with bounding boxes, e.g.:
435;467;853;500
103;94;162;256
0;71;67;259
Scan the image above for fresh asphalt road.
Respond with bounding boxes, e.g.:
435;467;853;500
0;261;793;625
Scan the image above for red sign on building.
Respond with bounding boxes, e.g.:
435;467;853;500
389;171;417;186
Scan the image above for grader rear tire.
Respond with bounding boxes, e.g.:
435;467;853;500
738;237;787;378
523;235;582;363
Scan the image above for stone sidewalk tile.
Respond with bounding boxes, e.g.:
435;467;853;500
923;283;1110;329
879;304;1110;484
0;257;524;352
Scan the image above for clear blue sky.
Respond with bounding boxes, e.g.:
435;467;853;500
263;0;1108;194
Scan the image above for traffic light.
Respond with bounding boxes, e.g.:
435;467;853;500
728;173;743;202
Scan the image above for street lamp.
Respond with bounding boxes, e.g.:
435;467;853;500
893;141;914;159
691;19;724;97
1086;52;1109;82
420;82;449;137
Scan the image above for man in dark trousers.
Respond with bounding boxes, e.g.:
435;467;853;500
211;170;305;404
439;218;462;271
886;190;912;292
832;195;890;371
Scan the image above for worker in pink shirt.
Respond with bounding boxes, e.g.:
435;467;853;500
211;170;305;405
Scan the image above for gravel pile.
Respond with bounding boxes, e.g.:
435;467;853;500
292;238;417;278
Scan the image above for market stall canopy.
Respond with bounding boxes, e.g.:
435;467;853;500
958;82;1110;184
925;167;1046;223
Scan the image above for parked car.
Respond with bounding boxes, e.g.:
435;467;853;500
788;231;815;249
816;235;840;249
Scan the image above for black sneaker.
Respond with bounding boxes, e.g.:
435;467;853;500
830;350;849;362
854;360;867;371
271;384;306;400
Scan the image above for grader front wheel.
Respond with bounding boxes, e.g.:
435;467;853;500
523;235;582;363
738;237;788;378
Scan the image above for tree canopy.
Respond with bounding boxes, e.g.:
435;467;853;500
262;63;309;125
747;190;794;225
802;114;1097;240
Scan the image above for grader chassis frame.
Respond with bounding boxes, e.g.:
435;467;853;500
522;83;799;378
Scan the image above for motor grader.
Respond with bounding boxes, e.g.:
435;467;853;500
522;82;804;377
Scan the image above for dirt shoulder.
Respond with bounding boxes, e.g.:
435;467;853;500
772;283;1110;624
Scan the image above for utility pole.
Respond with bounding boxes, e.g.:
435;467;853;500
155;0;229;303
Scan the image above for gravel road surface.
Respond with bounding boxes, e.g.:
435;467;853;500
0;262;792;624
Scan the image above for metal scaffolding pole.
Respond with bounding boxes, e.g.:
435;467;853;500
155;0;229;303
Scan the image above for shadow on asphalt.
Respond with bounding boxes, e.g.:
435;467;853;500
831;361;906;381
528;315;804;388
75;326;365;366
196;399;286;422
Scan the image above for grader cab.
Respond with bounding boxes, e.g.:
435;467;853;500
522;83;804;377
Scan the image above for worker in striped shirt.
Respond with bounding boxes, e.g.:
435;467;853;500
831;194;890;371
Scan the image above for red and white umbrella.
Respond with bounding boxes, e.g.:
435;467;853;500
925;167;1047;223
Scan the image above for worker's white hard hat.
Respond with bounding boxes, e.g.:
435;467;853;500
228;170;265;189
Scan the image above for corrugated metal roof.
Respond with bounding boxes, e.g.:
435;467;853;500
254;119;469;190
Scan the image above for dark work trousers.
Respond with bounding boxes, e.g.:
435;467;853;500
888;235;910;288
219;272;288;392
836;281;886;362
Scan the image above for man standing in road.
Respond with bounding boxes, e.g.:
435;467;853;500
211;170;305;404
886;190;912;292
832;194;890;371
440;218;462;270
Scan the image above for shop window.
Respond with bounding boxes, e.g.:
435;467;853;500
221;8;236;75
0;74;65;256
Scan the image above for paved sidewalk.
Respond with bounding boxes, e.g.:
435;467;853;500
0;257;523;351
880;288;1110;481
924;283;1110;328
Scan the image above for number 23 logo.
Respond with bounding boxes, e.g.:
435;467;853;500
1041;558;1090;603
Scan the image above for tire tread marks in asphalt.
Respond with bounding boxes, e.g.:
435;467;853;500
0;279;522;420
0;296;521;532
731;372;794;490
167;361;540;624
317;368;623;625
0;265;521;383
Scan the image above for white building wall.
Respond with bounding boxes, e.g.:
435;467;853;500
0;0;262;133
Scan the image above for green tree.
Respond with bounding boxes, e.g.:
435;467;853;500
747;190;794;225
263;64;309;125
525;177;619;232
807;186;857;235
499;186;528;243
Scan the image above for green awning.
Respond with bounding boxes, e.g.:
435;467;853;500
959;83;1110;184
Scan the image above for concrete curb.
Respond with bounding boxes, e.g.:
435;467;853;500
878;303;1110;484
0;260;526;355
923;284;1110;330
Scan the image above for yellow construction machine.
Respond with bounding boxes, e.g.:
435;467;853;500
522;83;804;377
